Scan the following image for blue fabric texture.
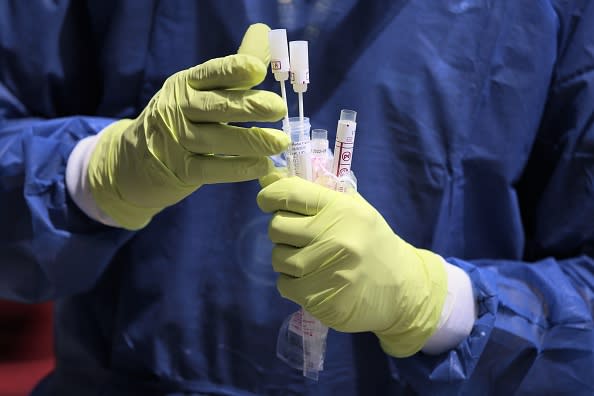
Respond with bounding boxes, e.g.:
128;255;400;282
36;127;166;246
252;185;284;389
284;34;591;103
1;0;593;394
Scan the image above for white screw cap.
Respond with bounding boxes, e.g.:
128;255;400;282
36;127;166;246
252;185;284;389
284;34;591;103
269;29;290;81
289;40;309;92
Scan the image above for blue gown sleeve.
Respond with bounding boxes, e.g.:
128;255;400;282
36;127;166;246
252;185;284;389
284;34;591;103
0;1;134;303
394;2;594;394
0;114;133;303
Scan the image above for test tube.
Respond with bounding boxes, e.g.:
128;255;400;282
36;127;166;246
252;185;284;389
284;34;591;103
269;29;290;82
269;29;290;126
289;41;309;123
311;129;329;180
331;109;357;177
283;117;312;181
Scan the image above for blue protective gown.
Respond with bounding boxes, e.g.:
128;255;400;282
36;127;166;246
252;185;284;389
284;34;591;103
1;1;593;395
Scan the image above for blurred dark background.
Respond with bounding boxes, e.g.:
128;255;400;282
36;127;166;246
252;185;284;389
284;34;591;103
0;301;54;396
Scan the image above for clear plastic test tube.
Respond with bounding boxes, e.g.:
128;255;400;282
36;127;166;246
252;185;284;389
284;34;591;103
331;110;357;192
283;116;312;181
311;129;329;180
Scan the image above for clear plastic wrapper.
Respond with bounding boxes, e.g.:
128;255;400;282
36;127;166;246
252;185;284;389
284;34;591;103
276;309;329;380
275;134;357;380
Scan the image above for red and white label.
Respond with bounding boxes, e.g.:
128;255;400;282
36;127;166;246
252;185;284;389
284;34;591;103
331;120;357;177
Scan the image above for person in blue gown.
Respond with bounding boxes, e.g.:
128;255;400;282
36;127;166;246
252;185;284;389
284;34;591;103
1;1;593;395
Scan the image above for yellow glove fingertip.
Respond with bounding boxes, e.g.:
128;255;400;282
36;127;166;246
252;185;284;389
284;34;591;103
258;166;289;189
238;23;271;66
253;127;290;154
247;91;287;121
188;54;267;91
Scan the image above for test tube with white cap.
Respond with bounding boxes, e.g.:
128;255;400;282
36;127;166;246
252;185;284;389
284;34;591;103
311;129;330;180
268;29;290;125
283;117;312;181
331;110;357;191
289;40;309;122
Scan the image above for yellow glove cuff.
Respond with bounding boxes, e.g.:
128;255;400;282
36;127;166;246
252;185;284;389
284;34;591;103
375;247;448;357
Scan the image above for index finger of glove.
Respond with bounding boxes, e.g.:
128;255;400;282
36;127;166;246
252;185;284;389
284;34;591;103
257;177;338;215
187;54;266;91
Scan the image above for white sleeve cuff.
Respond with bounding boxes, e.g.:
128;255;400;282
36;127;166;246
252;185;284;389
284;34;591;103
65;131;121;228
422;259;477;354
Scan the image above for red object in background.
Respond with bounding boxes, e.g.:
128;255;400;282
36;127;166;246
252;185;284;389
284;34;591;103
0;301;54;396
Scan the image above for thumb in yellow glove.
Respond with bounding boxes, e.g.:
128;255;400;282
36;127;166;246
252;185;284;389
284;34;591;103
86;24;289;230
257;176;448;357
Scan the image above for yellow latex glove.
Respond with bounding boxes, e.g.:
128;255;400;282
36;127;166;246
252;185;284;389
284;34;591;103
257;176;448;357
88;24;289;230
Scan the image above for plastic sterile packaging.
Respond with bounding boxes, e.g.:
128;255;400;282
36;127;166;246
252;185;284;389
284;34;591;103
275;118;357;380
276;169;357;381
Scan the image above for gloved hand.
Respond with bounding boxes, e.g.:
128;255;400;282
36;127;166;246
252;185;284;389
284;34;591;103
257;176;448;357
87;24;289;230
